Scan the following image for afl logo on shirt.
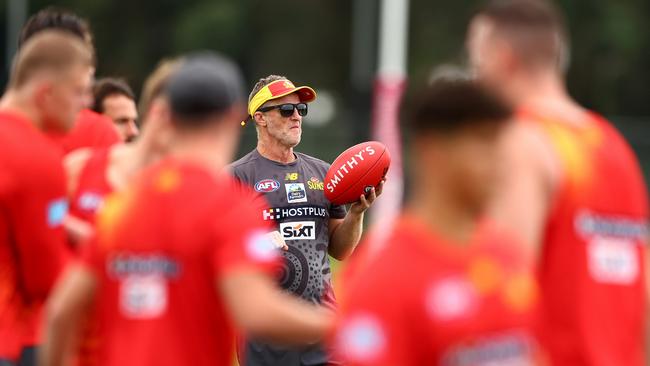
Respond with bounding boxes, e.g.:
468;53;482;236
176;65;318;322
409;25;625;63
255;179;280;193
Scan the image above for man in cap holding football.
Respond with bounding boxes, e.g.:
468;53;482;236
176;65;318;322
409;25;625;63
230;75;384;366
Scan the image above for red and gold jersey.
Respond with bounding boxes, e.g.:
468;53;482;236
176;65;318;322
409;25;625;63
0;111;70;359
523;108;649;366
333;215;542;366
80;159;280;366
49;109;120;154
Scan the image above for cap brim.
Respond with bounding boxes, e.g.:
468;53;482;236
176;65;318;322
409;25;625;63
268;86;317;104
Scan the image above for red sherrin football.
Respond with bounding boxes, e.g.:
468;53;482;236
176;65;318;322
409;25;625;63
325;141;391;205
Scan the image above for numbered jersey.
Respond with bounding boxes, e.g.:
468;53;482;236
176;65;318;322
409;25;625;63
523;108;649;366
230;149;347;303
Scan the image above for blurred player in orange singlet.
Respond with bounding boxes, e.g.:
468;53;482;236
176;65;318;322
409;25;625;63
0;31;93;366
40;52;332;366
334;79;544;365
18;7;120;154
467;0;649;364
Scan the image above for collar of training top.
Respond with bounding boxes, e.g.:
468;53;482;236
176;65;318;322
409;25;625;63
243;80;316;125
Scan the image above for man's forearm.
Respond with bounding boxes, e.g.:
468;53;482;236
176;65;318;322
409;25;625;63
221;272;333;344
328;211;364;260
39;267;96;366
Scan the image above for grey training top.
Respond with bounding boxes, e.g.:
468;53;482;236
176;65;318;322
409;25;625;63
229;149;347;304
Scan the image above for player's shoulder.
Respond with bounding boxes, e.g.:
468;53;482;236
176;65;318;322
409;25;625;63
296;152;331;170
341;244;418;317
0;113;62;170
347;237;409;289
228;149;260;172
0;111;46;147
64;147;94;172
136;160;242;210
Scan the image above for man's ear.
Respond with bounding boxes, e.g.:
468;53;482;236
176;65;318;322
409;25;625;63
33;80;53;109
253;111;267;128
146;98;169;124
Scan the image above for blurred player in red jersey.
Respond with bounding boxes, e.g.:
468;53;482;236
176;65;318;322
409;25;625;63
333;79;544;365
40;52;333;366
467;0;649;364
0;31;93;366
17;7;120;154
64;59;182;244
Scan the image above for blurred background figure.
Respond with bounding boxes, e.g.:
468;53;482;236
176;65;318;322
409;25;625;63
334;78;544;366
91;77;139;142
15;7;120;154
0;30;93;366
467;0;649;364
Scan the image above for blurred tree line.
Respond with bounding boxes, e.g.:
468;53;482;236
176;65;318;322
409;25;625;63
1;0;649;167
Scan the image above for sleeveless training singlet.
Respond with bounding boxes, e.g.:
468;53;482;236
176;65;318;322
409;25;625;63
525;109;648;366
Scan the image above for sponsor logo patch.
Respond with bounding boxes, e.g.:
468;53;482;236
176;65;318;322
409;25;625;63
262;206;328;221
111;253;182;320
46;198;68;227
280;221;316;240
587;236;638;284
441;332;536;366
338;314;386;362
285;183;308;203
78;192;104;213
255;179;280;193
426;277;477;322
307;177;324;190
120;274;167;319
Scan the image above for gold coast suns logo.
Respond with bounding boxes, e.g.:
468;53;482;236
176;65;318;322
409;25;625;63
308;177;324;190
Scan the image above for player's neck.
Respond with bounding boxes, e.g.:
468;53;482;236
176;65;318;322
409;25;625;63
167;131;233;174
509;71;584;120
109;143;157;191
0;90;43;130
408;185;478;246
257;138;296;164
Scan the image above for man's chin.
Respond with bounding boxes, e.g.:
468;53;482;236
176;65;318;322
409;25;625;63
285;135;301;148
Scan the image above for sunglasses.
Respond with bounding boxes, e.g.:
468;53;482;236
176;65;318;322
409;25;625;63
258;103;308;118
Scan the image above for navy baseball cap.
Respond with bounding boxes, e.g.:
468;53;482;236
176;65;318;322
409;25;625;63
165;51;244;122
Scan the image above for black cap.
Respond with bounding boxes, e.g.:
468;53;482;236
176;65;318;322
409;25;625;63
166;51;244;123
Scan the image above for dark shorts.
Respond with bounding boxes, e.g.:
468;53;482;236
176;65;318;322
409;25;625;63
239;340;343;366
18;347;36;366
0;347;36;366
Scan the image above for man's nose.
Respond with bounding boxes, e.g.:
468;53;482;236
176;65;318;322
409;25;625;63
127;120;140;138
291;107;301;120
